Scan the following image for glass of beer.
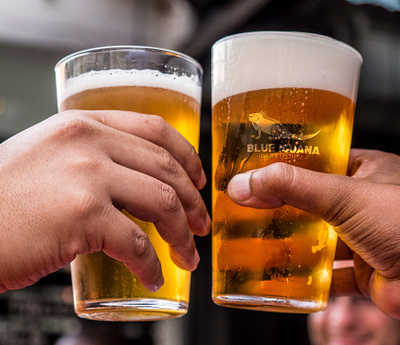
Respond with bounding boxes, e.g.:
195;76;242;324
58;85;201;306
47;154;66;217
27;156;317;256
211;32;362;313
55;46;202;321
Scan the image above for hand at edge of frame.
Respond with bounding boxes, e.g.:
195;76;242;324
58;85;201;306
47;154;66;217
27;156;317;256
0;110;211;293
227;149;400;319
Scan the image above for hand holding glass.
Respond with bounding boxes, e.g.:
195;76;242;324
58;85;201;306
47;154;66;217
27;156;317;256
55;46;203;321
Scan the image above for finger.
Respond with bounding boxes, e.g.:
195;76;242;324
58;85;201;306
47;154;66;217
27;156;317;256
330;267;362;297
371;274;400;320
334;237;353;260
107;166;200;272
347;148;364;176
100;208;165;292
331;260;400;319
99;128;210;237
353;253;375;297
330;254;374;298
330;255;374;298
81;110;207;190
348;149;400;184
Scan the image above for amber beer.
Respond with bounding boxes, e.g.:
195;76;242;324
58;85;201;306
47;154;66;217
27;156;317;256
55;47;202;321
212;32;362;313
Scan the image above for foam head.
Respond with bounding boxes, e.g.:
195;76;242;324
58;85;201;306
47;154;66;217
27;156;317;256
57;69;202;107
212;32;362;106
55;46;203;107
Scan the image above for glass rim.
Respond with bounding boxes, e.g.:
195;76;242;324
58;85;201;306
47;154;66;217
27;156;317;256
213;31;362;63
55;45;203;74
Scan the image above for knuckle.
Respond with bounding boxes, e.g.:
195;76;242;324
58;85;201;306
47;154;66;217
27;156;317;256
261;162;296;197
69;154;103;174
324;183;357;226
146;115;170;136
68;190;101;220
131;230;152;259
156;146;179;175
159;183;181;214
60;189;107;254
52;112;97;141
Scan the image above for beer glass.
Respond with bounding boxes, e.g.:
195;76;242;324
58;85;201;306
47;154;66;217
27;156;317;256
55;46;202;321
211;32;362;313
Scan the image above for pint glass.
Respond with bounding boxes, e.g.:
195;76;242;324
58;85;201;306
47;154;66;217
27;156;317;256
55;46;202;321
211;32;362;313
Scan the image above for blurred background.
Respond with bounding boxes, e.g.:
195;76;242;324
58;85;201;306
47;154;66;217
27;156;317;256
0;0;399;344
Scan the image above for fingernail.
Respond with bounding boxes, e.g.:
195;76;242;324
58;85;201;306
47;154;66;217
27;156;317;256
228;172;252;201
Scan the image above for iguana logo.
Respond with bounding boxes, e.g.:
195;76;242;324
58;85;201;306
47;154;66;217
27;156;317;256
248;111;321;140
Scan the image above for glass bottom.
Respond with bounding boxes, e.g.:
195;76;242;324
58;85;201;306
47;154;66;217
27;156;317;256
75;299;188;321
213;294;326;314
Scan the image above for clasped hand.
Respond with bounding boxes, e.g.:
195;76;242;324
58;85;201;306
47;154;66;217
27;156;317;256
0;110;211;293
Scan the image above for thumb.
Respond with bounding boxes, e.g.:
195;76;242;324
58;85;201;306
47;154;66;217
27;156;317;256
227;163;400;318
227;162;359;226
227;162;397;253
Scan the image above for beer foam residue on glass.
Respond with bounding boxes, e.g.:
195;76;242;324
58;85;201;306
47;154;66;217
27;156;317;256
211;32;362;106
59;69;201;105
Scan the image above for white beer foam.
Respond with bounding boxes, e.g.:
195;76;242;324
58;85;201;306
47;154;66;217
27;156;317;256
58;69;202;106
212;32;362;106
